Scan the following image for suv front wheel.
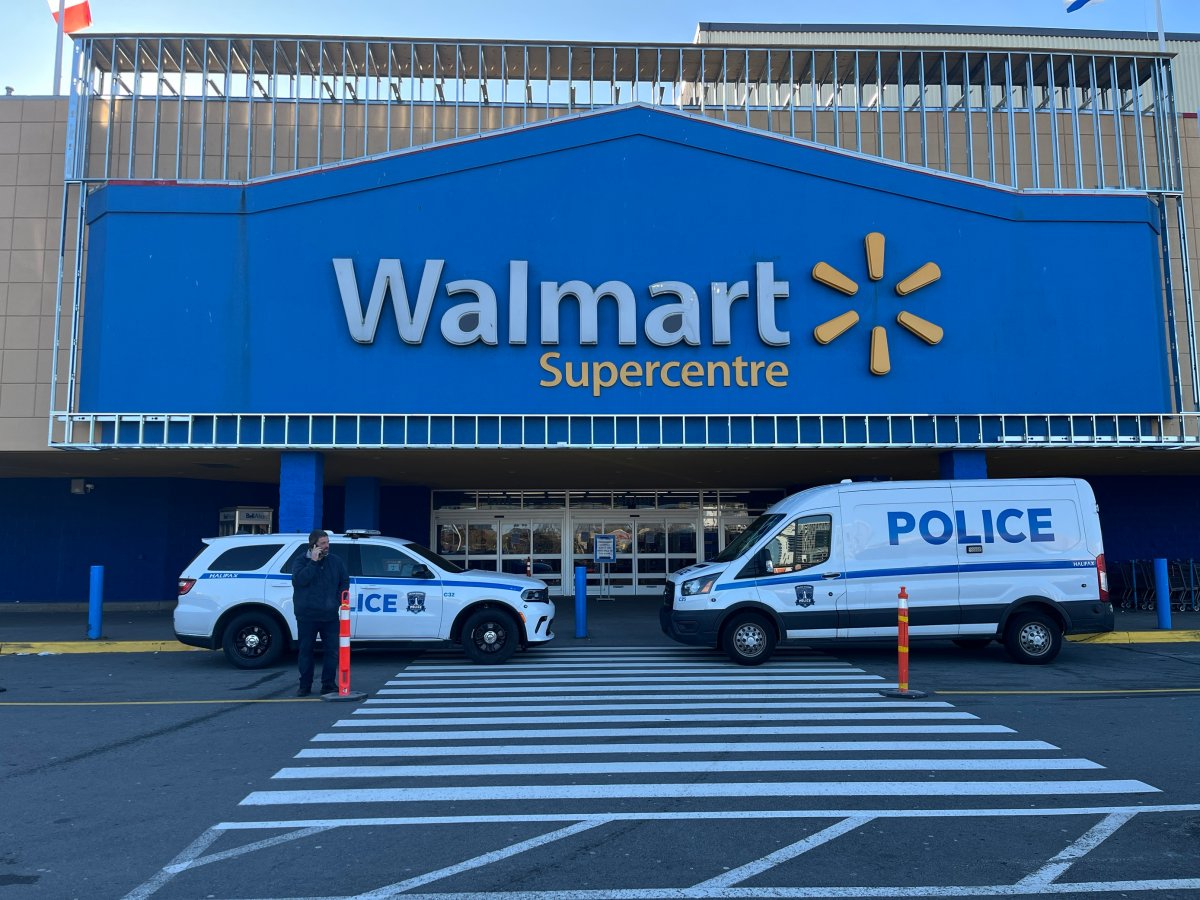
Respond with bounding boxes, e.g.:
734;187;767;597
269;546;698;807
222;611;285;669
461;609;519;664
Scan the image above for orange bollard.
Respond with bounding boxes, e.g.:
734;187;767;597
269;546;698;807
322;589;365;702
880;585;928;699
338;589;351;695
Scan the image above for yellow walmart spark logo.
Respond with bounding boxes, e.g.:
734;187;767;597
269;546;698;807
811;232;943;375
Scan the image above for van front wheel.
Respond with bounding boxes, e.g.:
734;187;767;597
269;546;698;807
1003;611;1062;665
722;613;776;666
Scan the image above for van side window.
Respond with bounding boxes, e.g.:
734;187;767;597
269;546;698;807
739;515;832;577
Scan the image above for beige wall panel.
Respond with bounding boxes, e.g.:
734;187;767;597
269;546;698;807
0;383;36;417
0;219;11;251
0;415;46;449
6;282;41;317
1;348;38;382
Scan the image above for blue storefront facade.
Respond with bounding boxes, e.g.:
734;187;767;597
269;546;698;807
2;31;1198;604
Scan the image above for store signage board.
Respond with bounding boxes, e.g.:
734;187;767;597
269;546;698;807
594;534;617;564
81;105;1171;417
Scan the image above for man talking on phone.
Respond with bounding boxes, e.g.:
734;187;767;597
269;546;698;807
291;529;350;697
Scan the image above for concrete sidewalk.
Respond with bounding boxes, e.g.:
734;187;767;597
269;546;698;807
1;599;1197;654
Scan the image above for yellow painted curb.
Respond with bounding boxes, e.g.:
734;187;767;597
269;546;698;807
0;641;204;655
1068;630;1200;644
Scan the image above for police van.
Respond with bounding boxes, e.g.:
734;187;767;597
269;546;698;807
174;530;555;668
661;478;1112;666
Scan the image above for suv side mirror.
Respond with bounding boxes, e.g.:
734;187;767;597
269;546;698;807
413;564;434;579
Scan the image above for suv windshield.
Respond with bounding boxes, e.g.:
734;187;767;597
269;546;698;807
710;513;784;563
405;541;465;574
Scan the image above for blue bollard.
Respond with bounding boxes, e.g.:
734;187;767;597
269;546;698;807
87;565;104;640
1154;557;1172;630
574;565;587;638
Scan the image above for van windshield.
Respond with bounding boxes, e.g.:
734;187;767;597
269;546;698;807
711;514;784;563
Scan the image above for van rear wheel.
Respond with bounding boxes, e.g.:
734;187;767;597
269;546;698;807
1003;611;1062;665
722;613;776;666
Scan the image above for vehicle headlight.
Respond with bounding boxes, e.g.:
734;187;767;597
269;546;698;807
680;574;718;597
521;588;549;603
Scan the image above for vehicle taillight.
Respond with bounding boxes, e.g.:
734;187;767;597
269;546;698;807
178;578;196;596
1096;554;1109;603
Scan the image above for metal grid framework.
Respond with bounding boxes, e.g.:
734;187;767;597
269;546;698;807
50;34;1200;450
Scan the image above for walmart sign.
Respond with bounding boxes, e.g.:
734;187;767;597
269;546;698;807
80;105;1170;416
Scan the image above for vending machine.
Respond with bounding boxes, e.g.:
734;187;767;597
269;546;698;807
218;506;274;536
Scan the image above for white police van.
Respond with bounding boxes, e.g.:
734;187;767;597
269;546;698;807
661;478;1112;666
174;530;554;668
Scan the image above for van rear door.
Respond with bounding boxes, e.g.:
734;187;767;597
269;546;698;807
949;480;1090;631
840;486;961;638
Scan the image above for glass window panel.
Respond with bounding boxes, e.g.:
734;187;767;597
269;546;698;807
637;522;666;554
605;523;633;553
639;557;667;574
573;522;602;555
532;522;562;553
668;522;697;553
501;523;531;554
212;543;284;571
524;492;567;509
432;491;476;510
438;523;466;555
468;523;497;555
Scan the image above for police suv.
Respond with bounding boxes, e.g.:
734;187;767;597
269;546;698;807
661;478;1113;666
175;530;555;668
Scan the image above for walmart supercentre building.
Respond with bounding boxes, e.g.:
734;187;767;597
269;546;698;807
4;21;1200;604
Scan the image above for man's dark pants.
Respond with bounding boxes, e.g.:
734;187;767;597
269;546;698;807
297;618;339;691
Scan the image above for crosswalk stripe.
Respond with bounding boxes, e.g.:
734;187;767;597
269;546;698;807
385;674;883;685
311;725;1015;741
376;683;895;694
294;740;1061;758
363;692;913;704
400;663;857;673
240;779;1159;805
271;758;1104;779
336;712;979;726
357;701;956;712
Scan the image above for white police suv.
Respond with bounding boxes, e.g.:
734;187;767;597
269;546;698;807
174;530;555;668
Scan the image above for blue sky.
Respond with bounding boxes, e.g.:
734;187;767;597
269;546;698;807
4;0;1198;96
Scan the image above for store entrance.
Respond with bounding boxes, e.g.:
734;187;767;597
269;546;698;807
569;516;699;596
430;490;784;598
435;517;566;595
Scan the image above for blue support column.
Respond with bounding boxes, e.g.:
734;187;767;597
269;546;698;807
344;476;380;531
938;449;988;480
279;451;324;533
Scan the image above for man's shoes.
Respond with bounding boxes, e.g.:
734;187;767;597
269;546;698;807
320;684;336;695
296;686;312;697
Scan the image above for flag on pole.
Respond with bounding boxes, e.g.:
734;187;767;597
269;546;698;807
48;0;92;33
1066;0;1102;11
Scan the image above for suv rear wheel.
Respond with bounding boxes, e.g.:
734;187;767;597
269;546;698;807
222;611;285;669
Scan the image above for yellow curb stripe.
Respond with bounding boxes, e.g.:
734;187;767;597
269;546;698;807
0;698;320;707
0;641;205;655
1067;630;1200;644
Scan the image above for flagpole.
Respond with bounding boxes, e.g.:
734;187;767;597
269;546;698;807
1155;0;1166;53
52;0;66;96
